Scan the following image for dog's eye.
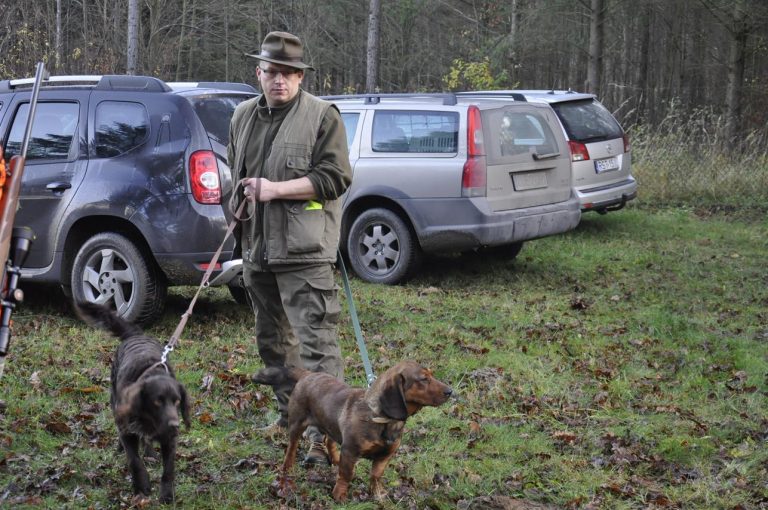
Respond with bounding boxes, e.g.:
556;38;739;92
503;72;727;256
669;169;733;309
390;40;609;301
154;400;162;407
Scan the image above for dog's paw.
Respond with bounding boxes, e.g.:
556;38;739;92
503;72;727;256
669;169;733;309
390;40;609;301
271;475;296;499
332;483;349;502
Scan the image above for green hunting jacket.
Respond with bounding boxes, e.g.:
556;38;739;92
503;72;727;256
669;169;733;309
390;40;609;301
228;90;352;269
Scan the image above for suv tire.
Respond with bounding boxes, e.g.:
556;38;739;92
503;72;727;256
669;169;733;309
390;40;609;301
347;208;421;284
71;232;167;325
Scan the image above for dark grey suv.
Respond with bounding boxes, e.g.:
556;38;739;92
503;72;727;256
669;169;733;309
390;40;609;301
0;75;256;324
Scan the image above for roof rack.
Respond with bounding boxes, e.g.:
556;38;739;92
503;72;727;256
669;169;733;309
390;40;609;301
455;91;528;102
322;93;460;106
0;75;171;92
167;81;257;93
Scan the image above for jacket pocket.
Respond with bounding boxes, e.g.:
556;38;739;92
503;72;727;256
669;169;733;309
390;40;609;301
285;154;311;180
286;201;326;254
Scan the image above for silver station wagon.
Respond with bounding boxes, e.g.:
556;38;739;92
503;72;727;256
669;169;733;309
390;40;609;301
459;90;637;214
326;93;581;284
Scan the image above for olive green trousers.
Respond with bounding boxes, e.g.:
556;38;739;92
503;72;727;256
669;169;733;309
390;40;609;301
243;262;344;438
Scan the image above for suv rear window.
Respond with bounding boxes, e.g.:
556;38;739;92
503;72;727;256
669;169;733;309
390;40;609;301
95;101;149;158
188;95;249;145
551;99;623;143
5;102;79;161
372;111;458;153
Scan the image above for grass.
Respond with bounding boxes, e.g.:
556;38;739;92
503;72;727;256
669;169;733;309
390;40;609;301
1;205;767;509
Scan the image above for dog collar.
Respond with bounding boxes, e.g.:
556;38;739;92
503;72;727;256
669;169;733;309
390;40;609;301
371;414;403;424
139;361;170;380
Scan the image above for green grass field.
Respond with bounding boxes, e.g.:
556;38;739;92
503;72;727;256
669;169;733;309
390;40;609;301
1;206;766;509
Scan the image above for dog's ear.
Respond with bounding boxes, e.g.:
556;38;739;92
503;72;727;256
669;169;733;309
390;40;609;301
114;382;142;427
178;382;191;430
374;373;408;421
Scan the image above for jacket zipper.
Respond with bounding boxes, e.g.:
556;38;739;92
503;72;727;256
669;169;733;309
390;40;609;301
259;106;274;266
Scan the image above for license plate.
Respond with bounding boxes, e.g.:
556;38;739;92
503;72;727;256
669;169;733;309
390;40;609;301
512;171;547;191
594;157;619;173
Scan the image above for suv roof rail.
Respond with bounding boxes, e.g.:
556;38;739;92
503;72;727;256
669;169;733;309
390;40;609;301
95;75;171;92
323;93;459;106
455;91;528;102
1;74;171;92
167;81;258;93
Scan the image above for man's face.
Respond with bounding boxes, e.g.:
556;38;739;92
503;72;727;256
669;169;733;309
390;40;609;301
257;63;304;107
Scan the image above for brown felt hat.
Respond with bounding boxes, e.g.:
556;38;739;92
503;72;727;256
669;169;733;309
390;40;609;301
246;31;314;70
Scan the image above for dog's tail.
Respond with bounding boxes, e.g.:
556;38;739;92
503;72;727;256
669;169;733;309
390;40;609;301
75;301;142;341
251;366;309;392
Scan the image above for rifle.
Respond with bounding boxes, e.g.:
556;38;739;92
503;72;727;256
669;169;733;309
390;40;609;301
0;62;48;379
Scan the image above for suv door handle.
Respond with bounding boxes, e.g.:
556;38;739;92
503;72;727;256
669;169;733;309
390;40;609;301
532;152;560;161
46;182;73;193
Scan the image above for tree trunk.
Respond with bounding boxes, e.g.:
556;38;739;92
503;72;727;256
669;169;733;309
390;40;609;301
726;0;747;144
365;0;381;93
636;1;652;125
127;0;139;74
586;0;604;96
176;0;187;81
55;0;62;71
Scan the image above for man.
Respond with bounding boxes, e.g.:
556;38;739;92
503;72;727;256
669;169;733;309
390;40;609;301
227;31;352;465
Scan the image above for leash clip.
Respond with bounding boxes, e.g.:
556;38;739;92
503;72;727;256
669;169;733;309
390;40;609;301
160;344;174;364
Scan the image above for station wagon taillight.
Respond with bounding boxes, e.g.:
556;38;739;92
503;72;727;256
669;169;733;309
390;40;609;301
462;105;487;197
623;134;631;153
568;140;590;162
189;150;221;204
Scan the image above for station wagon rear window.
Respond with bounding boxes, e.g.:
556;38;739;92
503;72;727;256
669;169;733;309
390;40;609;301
372;111;458;153
551;99;623;143
484;109;559;164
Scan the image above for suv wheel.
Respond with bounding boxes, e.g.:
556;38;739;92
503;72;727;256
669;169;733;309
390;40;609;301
347;208;421;284
71;232;167;325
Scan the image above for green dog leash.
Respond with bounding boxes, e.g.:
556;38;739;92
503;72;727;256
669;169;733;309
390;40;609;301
337;251;376;386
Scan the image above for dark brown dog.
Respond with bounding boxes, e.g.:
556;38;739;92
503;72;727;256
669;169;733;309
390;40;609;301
77;302;190;504
252;361;452;502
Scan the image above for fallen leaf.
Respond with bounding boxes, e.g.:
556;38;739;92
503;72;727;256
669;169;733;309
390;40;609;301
30;371;42;390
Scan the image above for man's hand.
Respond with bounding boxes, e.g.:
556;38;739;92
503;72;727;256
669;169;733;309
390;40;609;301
241;176;316;202
242;177;267;202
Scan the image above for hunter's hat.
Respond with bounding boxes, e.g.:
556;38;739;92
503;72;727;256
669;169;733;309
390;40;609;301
246;31;314;70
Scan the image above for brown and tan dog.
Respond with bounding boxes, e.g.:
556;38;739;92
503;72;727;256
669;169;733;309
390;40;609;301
77;302;190;504
252;361;452;502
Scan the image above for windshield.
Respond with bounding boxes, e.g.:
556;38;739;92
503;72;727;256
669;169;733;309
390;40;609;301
187;95;250;145
551;99;623;143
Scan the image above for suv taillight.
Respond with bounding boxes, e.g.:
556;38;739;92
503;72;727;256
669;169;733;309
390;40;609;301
568;140;590;162
189;150;221;204
623;133;631;153
462;105;487;198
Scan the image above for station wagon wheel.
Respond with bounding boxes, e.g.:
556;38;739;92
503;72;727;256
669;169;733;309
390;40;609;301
347;208;421;285
70;232;166;325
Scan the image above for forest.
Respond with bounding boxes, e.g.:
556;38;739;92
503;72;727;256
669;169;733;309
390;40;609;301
1;0;767;140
